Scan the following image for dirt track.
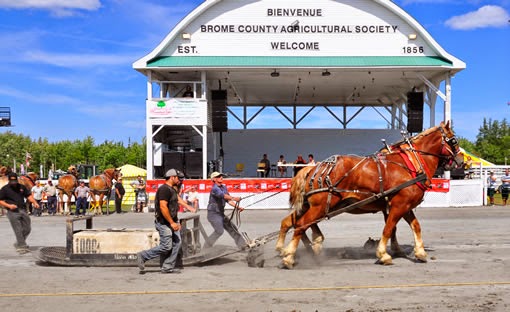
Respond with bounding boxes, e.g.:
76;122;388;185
1;206;509;312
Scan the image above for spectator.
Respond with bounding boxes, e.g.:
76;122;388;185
0;172;40;254
501;169;510;206
74;181;90;216
43;180;57;215
205;172;247;249
487;171;497;206
137;169;193;274
185;185;199;211
258;154;270;177
294;154;306;176
131;175;145;201
30;181;44;216
277;155;287;177
115;177;125;214
464;156;474;179
308;154;316;165
182;85;194;98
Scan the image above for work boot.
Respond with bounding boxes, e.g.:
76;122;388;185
137;252;145;273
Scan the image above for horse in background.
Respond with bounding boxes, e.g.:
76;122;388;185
19;172;39;213
57;166;79;215
275;121;460;269
89;168;121;215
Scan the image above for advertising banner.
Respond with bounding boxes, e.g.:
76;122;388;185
147;98;207;125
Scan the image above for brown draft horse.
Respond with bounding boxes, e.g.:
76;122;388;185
19;172;39;212
275;121;461;269
57;166;79;215
88;168;120;215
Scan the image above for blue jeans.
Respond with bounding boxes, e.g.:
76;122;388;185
7;210;31;249
47;196;57;214
76;197;88;215
139;220;181;272
206;211;245;248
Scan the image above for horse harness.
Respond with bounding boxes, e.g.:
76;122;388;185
302;126;458;218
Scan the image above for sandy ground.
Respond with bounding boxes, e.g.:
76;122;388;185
0;206;509;312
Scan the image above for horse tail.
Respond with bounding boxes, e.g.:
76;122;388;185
289;165;314;215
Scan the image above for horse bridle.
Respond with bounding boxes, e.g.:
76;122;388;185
439;126;460;157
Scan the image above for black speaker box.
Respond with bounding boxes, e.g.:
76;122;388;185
185;152;202;178
407;92;424;133
408;92;424;111
211;90;228;132
163;152;184;174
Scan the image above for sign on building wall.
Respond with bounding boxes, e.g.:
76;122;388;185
147;98;208;125
164;0;429;57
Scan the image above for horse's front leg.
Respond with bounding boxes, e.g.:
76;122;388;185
382;209;405;257
275;211;295;255
403;210;427;262
310;224;324;255
280;227;303;269
376;209;402;265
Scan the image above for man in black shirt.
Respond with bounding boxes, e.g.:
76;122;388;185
136;169;193;274
114;177;125;214
0;172;40;254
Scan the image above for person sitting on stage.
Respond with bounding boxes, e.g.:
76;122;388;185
258;154;270;177
277;155;287;177
293;154;306;176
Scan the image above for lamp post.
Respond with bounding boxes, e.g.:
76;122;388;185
505;157;508;166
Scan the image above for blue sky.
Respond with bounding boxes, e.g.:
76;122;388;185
0;0;508;145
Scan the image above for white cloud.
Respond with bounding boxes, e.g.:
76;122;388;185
0;0;100;10
445;5;510;30
0;0;101;16
21;50;138;68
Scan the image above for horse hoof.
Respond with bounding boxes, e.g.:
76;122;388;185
278;262;293;270
392;250;407;258
376;254;393;265
415;256;428;263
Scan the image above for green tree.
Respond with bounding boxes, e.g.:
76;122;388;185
475;118;510;165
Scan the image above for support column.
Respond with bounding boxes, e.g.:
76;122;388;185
146;71;154;180
444;74;452;123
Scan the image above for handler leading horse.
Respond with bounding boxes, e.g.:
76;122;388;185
89;168;120;215
276;121;460;269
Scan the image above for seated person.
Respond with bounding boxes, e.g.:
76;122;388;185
294;154;306;176
185;185;199;211
258;154;270;177
182;85;194;98
277;155;287;177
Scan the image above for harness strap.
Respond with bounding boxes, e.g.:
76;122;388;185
397;151;429;192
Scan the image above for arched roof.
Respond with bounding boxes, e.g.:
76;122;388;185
133;0;465;108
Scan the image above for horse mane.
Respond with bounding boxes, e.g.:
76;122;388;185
289;165;314;215
101;168;120;181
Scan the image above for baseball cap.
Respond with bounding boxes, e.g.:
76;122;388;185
210;171;224;179
8;172;18;181
165;169;185;179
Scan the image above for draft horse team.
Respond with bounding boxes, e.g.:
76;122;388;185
276;121;462;269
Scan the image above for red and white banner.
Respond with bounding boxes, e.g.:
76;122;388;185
146;177;449;210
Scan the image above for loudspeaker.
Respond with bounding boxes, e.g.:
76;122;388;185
407;92;423;133
185;152;202;178
211;90;228;132
163;152;184;175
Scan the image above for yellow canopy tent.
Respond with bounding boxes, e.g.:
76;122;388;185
116;164;147;206
460;147;495;167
